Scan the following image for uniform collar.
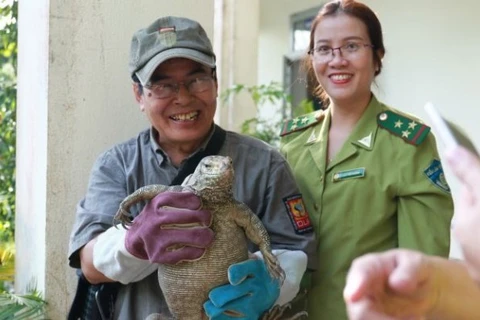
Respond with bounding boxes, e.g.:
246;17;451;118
310;94;383;170
347;94;382;151
312;94;382;149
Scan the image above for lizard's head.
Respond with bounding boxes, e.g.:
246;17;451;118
182;156;234;198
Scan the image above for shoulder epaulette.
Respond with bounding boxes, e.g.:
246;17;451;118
280;110;325;137
377;110;430;146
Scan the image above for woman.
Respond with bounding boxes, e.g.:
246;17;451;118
279;1;454;318
344;146;480;319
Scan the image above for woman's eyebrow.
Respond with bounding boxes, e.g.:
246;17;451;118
315;35;365;44
343;36;365;41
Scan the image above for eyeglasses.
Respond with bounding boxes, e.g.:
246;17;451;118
308;42;374;63
144;76;215;99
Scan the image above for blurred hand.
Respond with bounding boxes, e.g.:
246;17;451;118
125;191;214;264
343;249;438;320
446;145;480;282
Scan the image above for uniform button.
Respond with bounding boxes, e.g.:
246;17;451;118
314;204;319;210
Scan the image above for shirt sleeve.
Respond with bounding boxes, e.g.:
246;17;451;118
260;155;318;270
396;134;454;257
68;149;128;268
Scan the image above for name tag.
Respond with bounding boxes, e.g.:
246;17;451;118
332;168;366;182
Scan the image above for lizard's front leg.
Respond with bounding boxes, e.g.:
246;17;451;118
114;184;172;227
233;203;285;282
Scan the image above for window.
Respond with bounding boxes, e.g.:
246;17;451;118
283;6;324;117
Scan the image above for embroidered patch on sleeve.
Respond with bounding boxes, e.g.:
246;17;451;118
283;194;313;234
424;159;451;193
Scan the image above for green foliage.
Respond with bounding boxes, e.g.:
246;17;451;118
0;240;14;284
221;81;314;147
0;290;47;320
0;0;17;243
0;241;47;319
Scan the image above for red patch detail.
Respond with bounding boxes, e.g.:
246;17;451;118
283;195;313;234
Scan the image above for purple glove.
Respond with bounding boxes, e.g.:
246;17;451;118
125;191;214;264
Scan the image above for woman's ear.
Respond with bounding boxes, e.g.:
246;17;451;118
376;48;385;60
374;49;385;74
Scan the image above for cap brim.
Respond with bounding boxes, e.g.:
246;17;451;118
135;48;216;86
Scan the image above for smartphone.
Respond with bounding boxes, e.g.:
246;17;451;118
424;102;479;156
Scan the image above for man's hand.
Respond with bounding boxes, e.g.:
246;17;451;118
203;259;280;319
343;249;438;320
92;191;214;284
125;190;214;264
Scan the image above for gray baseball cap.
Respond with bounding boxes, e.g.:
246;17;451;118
129;16;216;86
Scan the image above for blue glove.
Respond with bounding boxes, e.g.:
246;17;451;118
203;259;280;320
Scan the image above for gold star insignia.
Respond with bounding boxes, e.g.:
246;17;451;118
292;118;299;125
408;121;417;130
291;123;298;130
394;120;403;128
402;130;411;138
301;117;309;124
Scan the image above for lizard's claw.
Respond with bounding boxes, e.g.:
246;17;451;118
261;304;308;320
262;251;285;283
114;207;132;228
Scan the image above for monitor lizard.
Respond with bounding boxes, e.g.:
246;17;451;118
115;155;306;320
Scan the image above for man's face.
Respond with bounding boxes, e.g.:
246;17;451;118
134;58;218;150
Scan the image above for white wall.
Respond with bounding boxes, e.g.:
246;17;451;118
259;0;480;258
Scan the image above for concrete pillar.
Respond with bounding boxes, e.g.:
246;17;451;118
16;1;214;317
214;0;260;131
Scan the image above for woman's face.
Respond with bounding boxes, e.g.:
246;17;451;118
311;13;378;105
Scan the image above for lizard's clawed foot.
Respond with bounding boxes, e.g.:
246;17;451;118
261;304;308;320
114;207;132;228
263;251;285;283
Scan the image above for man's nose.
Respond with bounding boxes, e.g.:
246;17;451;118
174;84;193;104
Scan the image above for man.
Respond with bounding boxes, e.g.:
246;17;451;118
68;16;316;319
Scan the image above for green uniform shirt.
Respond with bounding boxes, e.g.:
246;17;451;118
280;95;453;320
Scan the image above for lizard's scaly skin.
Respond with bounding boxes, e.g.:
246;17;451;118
115;156;285;320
